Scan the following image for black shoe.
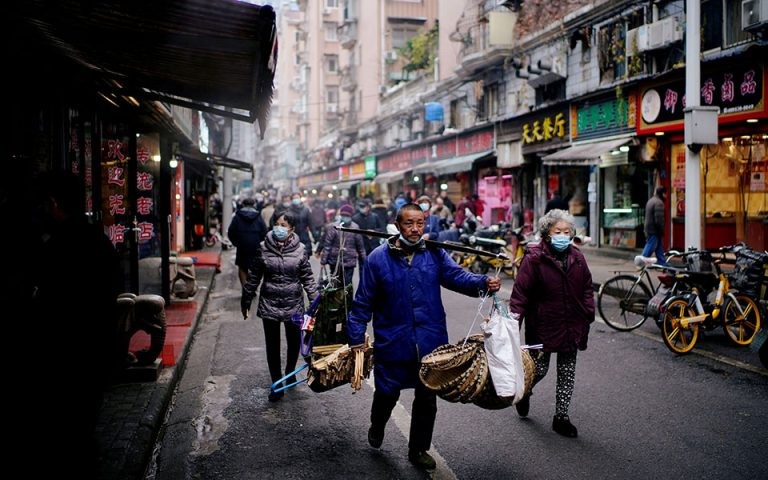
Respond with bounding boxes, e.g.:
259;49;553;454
515;394;531;418
552;416;578;438
408;450;436;470
285;375;298;385
268;390;284;402
367;424;384;448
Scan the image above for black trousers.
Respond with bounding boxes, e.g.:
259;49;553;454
370;383;437;452
262;319;301;383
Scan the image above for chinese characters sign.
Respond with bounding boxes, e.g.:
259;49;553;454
573;93;636;140
638;65;765;133
522;112;567;145
101;129;131;250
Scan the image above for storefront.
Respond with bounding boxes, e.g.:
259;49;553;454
637;58;768;250
515;107;572;231
552;90;646;248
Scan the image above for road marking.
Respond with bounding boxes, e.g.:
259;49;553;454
366;377;458;479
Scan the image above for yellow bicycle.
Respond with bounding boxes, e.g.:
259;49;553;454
660;248;762;354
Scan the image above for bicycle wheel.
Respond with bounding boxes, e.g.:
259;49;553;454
597;275;651;331
661;298;699;354
722;294;762;346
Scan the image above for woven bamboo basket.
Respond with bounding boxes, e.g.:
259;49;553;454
420;335;483;371
441;352;489;404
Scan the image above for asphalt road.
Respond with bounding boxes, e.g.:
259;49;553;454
150;249;768;480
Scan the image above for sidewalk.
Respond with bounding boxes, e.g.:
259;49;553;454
95;251;219;480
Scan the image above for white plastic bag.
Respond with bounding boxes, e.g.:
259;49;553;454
481;297;525;402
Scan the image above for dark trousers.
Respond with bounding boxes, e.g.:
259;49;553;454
262;319;301;383
371;383;437;452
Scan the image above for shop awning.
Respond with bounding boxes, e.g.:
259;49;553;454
542;138;631;166
13;0;277;135
180;150;253;173
374;169;408;183
335;180;359;191
430;150;495;175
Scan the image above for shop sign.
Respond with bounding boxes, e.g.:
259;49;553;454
136;134;161;258
364;155;376;179
522;111;567;145
638;65;765;134
339;164;350;181
101;130;131;250
573;93;636;139
349;161;367;180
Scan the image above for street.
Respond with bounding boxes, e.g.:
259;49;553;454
150;249;768;480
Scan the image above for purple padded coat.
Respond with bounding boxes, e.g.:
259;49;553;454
508;241;595;353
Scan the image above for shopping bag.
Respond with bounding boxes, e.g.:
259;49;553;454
480;295;526;401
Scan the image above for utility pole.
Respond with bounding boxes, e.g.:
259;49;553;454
684;0;702;250
684;0;719;251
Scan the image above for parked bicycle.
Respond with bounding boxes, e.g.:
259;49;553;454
660;245;762;354
597;250;683;331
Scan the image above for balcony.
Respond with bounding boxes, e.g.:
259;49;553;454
338;21;357;49
340;65;357;92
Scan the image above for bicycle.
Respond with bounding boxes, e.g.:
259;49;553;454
596;251;683;331
660;246;762;355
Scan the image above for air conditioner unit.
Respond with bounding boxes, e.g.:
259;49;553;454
645;17;682;51
385;50;398;63
742;0;768;32
323;7;332;16
626;26;650;53
325;103;338;113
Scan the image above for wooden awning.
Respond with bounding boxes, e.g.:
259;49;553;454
11;0;277;136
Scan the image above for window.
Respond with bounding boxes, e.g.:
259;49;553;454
535;80;566;105
391;24;420;49
326;87;339;105
449;99;460;128
326;55;338;73
598;21;626;83
326;0;338;7
324;22;338;41
702;0;752;50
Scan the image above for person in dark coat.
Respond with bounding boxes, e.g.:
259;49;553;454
545;190;569;213
241;211;319;402
641;186;667;265
320;204;366;288
351;199;386;255
508;208;595;438
348;203;501;470
228;197;267;286
30;171;123;476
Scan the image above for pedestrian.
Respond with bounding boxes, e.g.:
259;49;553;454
439;190;456;214
507;208;595;438
319;203;366;287
545;190;569;213
348;203;501;470
642;186;667;265
241;211;319;402
29;171;123;476
416;194;442;240
351;199;386;255
228;196;268;286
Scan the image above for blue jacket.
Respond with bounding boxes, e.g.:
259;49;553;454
347;238;489;393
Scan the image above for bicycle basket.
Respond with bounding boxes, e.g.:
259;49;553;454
731;249;768;299
686;251;714;273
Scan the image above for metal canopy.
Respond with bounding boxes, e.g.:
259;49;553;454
180;150;253;173
13;0;277;135
542;138;630;165
374;169;409;183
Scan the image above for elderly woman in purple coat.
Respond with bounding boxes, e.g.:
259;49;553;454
508;208;595;438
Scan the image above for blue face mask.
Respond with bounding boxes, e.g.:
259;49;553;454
550;234;571;252
340;216;352;224
273;225;289;241
419;203;430;212
399;234;424;248
291;198;302;206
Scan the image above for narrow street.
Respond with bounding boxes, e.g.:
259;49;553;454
150;249;768;480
